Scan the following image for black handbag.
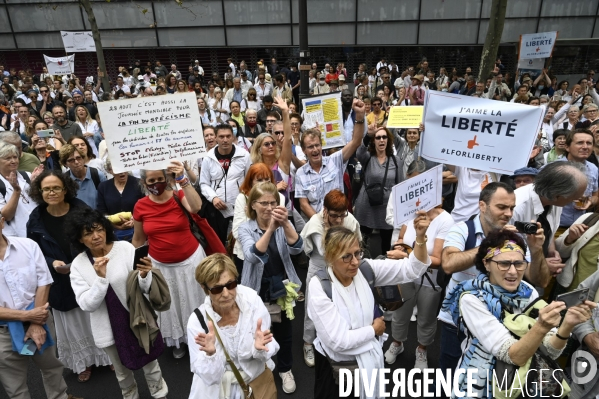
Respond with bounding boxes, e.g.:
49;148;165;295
364;155;397;206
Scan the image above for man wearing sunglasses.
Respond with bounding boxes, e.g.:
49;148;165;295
295;99;366;219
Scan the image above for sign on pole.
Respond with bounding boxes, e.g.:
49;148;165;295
97;92;206;174
387;106;424;129
61;31;96;53
391;165;443;228
420;91;544;174
519;31;558;60
301;92;345;149
43;55;75;75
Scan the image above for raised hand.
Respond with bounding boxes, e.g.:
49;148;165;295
273;95;288;113
93;257;109;278
7;171;20;192
254;318;273;352
195;320;216;356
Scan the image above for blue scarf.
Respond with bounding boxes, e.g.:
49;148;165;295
440;274;533;398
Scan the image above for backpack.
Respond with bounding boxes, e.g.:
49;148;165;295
64;167;101;189
490;298;570;399
315;259;404;312
436;217;477;288
0;171;31;226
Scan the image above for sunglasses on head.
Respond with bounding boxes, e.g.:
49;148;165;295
206;280;238;295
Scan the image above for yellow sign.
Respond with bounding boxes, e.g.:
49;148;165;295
387;106;424;128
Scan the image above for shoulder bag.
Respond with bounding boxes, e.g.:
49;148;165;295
194;309;277;399
364;155;398;207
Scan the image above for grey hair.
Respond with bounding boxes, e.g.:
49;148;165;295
0;131;21;144
0;142;18;159
139;169;171;194
233;77;241;83
583;103;598;112
534;161;587;201
406;159;427;176
245;109;257;116
104;158;112;171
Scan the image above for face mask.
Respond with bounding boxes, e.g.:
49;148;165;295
319;81;325;86
538;85;544;90
247;120;257;127
146;181;168;196
232;127;238;136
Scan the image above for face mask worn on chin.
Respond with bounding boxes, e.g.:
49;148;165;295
146;181;168;196
247;120;257;127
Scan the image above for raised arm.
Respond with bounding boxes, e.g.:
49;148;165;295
274;96;292;176
342;99;366;161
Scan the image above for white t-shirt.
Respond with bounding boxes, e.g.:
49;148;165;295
451;167;497;223
402;211;454;288
0;172;37;238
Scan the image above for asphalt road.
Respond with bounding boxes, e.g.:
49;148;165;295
0;233;444;399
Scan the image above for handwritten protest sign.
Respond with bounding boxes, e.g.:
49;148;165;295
44;55;75;75
97;92;205;173
302;92;345;149
391;165;443;228
421;92;543;174
519;31;557;60
61;31;96;52
387;106;424;128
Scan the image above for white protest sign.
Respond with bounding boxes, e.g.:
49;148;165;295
392;165;443;228
421;92;543;174
97;92;205;173
43;55;75;75
301;92;345;149
519;31;558;60
60;31;96;52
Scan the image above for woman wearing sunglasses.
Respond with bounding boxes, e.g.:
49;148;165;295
237;182;303;394
188;253;279;399
308;215;431;399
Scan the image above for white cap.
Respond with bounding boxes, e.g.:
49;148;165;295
194;60;199;63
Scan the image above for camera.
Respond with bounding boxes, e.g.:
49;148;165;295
514;221;538;235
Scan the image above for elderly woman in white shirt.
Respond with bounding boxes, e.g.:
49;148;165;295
308;214;431;399
187;253;279;399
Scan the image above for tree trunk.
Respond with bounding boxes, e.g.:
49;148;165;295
477;0;507;83
79;0;111;93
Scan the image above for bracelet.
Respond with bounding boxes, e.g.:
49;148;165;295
415;235;428;246
180;182;190;189
555;332;570;340
175;174;186;181
354;119;365;124
178;178;190;187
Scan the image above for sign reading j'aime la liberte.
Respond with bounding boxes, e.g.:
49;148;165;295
98;92;206;174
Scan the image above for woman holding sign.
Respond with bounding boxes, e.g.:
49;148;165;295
132;161;206;359
354;126;403;256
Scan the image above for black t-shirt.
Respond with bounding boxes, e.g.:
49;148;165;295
260;229;285;278
41;208;72;261
215;146;235;173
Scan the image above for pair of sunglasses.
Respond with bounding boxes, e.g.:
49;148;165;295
206;280;238;295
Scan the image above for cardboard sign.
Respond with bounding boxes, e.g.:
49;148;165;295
519;31;558;60
391;165;443;228
420;92;543;174
387;106;424;128
97;92;205;173
43;55;75;75
301;92;345;149
61;31;96;53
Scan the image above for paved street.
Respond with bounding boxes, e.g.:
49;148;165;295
0;234;444;399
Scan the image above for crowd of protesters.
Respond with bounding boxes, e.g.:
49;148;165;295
0;56;599;399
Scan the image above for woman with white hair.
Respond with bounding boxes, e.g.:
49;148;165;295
210;87;229;123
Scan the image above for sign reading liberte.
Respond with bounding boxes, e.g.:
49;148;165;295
392;165;443;228
421;92;543;174
519;31;558;59
98;92;205;173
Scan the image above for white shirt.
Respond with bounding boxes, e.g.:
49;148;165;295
510;183;562;237
0;172;37;238
113;84;131;95
451;167;499;223
0;236;53;310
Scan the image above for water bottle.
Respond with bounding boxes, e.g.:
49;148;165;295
354;161;362;183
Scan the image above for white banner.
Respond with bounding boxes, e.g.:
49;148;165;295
43;55;75;75
301;92;345;149
517;58;545;70
421;92;543;174
97;92;206;174
60;31;96;52
392;165;443;228
519;31;558;60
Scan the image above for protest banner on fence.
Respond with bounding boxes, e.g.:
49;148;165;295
301;92;345;149
387;106;424;128
97;92;205;173
43;55;75;75
61;31;96;52
392;165;443;228
519;31;558;60
420;92;543;174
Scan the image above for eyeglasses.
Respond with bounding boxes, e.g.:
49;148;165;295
374;135;388;140
274;131;284;136
255;200;278;208
341;250;364;263
206;280;238;295
263;141;276;147
372;103;382;107
328;211;348;220
66;156;84;163
488;259;529;271
40;90;48;93
41;186;65;193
